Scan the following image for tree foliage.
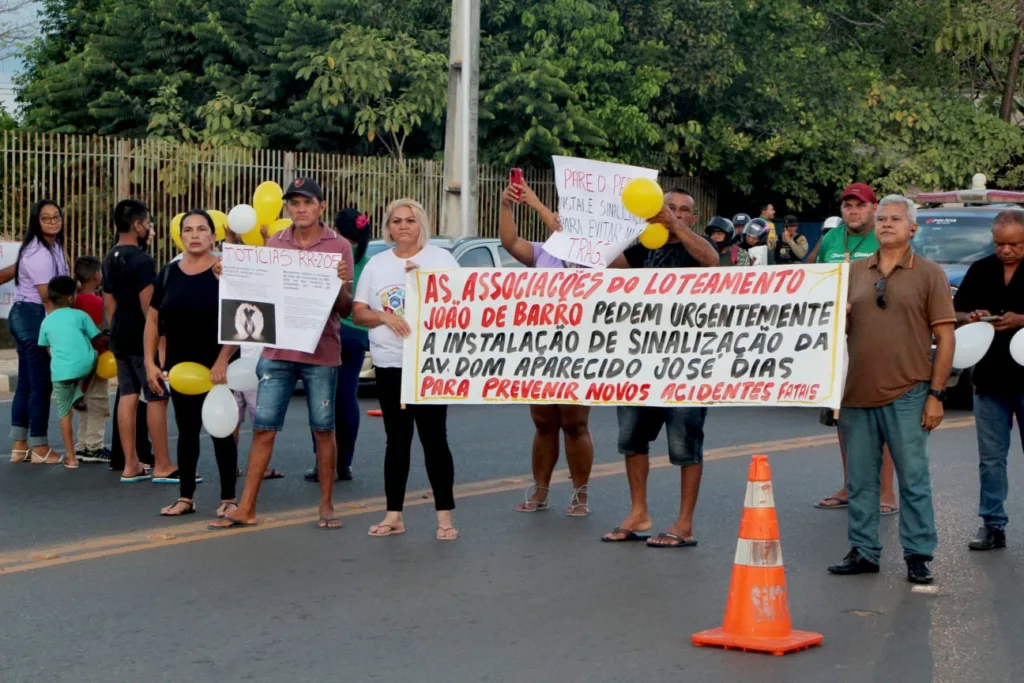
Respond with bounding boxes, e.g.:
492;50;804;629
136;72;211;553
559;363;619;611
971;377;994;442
13;0;1024;208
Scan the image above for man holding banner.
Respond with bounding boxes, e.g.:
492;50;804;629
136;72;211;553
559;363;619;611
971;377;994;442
603;187;720;548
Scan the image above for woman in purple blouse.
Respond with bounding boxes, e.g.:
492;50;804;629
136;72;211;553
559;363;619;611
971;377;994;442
498;180;600;517
9;200;70;464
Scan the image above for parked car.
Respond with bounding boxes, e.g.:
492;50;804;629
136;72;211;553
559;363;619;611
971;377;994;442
914;182;1024;408
359;237;525;384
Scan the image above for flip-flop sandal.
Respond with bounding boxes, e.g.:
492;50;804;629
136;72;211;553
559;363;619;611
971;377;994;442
208;516;256;530
436;527;459;541
263;469;285;480
317;517;343;530
368;523;406;537
646;532;698;548
601;527;651;543
880;504;900;516
120;469;152;483
216;502;239;519
63;459;80;470
814;496;849;509
153;470;204;485
160;498;196;517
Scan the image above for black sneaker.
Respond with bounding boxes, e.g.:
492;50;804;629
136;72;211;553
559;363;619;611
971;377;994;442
906;555;934;584
338;466;353;481
827;548;880;575
76;448;94;462
968;526;1006;551
79;448;112;464
305;466;354;482
304;466;320;483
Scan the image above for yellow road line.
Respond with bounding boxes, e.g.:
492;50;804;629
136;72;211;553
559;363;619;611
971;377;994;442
0;418;975;575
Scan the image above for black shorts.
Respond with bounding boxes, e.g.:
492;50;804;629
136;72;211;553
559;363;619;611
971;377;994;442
116;355;168;402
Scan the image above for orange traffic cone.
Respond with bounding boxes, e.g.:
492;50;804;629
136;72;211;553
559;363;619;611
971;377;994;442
692;454;823;656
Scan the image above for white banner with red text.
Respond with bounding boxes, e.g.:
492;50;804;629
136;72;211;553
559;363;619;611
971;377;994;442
400;264;850;408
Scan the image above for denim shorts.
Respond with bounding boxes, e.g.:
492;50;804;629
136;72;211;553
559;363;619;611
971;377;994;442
116;355;168;402
617;405;709;467
253;358;339;432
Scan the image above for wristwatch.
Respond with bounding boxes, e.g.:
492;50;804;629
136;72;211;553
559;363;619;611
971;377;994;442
928;388;947;401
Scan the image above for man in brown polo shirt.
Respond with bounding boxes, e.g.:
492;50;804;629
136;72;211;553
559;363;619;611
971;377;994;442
827;195;956;585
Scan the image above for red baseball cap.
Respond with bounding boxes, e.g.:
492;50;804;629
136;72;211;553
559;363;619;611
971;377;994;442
841;183;877;204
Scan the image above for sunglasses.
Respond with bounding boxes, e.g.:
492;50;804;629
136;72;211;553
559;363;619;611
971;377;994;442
875;279;887;309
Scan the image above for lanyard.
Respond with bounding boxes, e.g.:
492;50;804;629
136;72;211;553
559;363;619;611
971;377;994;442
843;230;869;263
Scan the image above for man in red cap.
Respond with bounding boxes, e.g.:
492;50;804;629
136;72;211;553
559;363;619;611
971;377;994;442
808;182;899;516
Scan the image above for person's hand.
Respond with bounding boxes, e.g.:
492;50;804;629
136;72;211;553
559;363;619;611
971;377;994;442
145;362;166;397
547;212;563;233
213;256;223;278
337;258;348;282
518;179;540;208
404;260;420;273
965;310;991;324
992;312;1024;331
922;395;944;431
502;184;521;207
210;357;229;385
260;225;270;240
382;312;412;338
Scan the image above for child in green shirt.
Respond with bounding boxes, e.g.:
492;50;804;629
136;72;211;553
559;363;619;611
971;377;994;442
38;275;101;468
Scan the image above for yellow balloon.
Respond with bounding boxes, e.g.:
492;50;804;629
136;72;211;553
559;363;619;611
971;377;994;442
268;218;292;236
207;210;229;242
170;213;185;251
621;178;664;220
95;351;118;380
167;362;214;395
253;181;284;227
240;228;264;247
638;223;669;250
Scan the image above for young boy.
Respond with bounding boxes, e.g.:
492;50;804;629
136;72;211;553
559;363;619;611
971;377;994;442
73;256;112;464
38;275;102;469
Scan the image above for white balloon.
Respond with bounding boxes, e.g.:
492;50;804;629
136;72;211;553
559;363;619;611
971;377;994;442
202;385;239;438
952;322;995;370
226;356;259;393
227;204;258;235
1011;329;1024;367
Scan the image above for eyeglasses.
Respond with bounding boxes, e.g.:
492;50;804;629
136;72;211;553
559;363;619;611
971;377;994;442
39;215;62;224
875;279;887;309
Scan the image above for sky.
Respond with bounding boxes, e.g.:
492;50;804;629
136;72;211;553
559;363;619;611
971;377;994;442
2;1;38;113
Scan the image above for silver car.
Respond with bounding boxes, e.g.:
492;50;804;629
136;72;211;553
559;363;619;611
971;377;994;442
358;237;524;383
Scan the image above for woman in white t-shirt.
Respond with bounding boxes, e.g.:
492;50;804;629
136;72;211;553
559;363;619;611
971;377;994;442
354;198;461;541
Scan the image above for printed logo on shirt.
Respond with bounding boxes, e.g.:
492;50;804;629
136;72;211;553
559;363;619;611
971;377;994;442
379;285;405;316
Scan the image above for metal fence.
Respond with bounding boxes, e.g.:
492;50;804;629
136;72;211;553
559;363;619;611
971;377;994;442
1;132;717;265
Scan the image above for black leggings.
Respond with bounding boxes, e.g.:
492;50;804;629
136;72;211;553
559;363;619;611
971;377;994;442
375;367;455;512
170;390;238;500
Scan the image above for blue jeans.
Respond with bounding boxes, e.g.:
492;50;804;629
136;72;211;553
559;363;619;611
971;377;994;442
9;302;51;446
974;393;1024;531
840;382;937;563
310;331;366;469
253;358;339;432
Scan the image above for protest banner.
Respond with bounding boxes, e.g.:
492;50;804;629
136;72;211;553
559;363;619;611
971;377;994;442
542;156;659;267
400;264;849;408
0;241;21;319
218;243;341;354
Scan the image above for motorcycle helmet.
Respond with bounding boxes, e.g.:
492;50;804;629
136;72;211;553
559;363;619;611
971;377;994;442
704;216;734;238
732;213;751;228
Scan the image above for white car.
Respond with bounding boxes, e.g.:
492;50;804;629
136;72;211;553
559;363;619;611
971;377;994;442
358;237;524;383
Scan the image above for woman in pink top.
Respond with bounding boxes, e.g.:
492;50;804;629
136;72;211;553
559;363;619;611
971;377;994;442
9;200;70;464
498;181;595;516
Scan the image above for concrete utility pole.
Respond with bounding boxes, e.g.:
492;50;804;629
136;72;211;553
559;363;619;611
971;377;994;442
440;0;481;238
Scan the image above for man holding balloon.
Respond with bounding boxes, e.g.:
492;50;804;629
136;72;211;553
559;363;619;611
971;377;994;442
953;209;1024;552
603;182;720;548
210;177;355;531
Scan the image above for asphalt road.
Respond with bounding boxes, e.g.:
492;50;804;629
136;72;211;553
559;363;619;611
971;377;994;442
0;394;1022;683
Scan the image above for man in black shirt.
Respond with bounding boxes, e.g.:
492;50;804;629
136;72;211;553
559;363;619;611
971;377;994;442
954;209;1024;550
604;187;719;548
102;200;174;483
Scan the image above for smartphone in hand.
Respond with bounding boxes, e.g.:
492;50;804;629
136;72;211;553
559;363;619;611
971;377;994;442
510;168;524;200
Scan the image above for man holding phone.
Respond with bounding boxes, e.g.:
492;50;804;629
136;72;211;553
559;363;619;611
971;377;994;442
953;209;1024;551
